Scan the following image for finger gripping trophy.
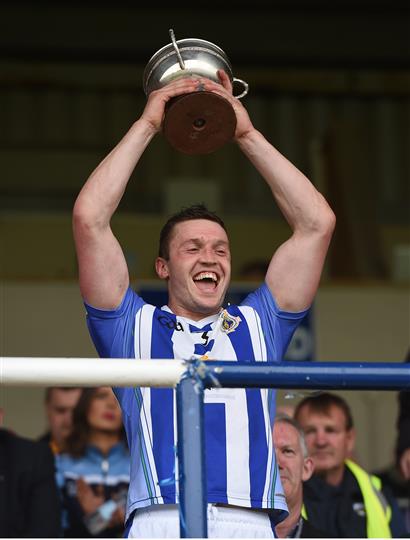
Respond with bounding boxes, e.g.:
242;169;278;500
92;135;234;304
143;29;249;155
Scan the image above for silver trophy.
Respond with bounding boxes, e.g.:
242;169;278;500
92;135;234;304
143;29;249;155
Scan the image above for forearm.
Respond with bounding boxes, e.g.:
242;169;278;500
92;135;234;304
73;76;201;230
237;129;334;233
237;128;335;311
73;118;156;229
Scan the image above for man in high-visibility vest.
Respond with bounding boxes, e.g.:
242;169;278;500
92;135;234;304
295;392;405;538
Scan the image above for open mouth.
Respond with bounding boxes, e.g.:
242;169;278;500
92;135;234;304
193;271;219;292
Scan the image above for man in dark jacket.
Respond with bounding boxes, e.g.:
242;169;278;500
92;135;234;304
295;392;405;538
0;412;61;537
397;350;410;480
394;350;410;532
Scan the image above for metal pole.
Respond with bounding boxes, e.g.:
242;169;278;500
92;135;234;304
202;361;410;391
176;375;208;538
0;357;186;387
1;358;408;390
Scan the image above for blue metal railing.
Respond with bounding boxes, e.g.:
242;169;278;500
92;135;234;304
176;361;410;537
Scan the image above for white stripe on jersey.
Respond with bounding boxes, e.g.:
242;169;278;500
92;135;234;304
134;305;164;503
137;385;165;503
261;387;274;503
170;318;199;359
205;387;251;503
135;304;155;360
205;319;238;362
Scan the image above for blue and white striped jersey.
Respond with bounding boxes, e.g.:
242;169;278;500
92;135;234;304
85;283;308;524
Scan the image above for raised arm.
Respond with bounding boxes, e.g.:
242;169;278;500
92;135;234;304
203;72;335;312
237;130;335;312
73;77;200;309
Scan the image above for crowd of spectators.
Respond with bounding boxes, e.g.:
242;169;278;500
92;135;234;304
0;374;408;538
0;386;130;538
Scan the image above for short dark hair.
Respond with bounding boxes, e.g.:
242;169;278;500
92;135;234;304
44;386;82;404
158;204;227;260
294;392;354;431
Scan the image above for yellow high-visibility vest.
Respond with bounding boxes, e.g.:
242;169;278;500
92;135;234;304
345;459;391;538
302;459;392;538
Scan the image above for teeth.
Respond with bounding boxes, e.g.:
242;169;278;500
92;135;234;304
194;272;217;282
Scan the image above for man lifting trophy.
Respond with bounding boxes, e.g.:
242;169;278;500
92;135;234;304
73;26;335;537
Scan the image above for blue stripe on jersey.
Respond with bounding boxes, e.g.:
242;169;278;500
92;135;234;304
268;389;276;426
204;403;228;503
150;308;177;503
190;323;215;356
194;339;215;356
225;305;269;506
226;305;255;363
245;389;269;507
188;322;213;333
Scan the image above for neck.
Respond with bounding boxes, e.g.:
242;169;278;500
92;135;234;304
275;499;302;538
88;429;120;456
167;300;221;321
319;465;345;487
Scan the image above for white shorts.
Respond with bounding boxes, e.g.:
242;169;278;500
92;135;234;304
127;504;276;538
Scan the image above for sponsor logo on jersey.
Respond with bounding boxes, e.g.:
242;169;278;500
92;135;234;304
158;315;184;331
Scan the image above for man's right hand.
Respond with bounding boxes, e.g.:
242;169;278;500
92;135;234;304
140;76;200;134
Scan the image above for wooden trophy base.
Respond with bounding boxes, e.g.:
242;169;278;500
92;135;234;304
163;91;237;155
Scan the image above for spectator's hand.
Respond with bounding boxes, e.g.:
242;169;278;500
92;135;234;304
109;506;125;527
399;447;410;479
76;477;105;515
140;77;200;134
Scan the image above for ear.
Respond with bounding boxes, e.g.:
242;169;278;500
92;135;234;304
346;428;356;455
155;257;169;280
302;456;314;482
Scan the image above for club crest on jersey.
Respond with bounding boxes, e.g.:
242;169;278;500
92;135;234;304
220;310;241;334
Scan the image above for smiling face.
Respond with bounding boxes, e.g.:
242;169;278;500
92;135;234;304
155;219;231;320
296;404;355;485
273;421;313;509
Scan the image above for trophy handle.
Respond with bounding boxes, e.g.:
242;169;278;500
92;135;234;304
233;78;249;99
169;28;186;70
